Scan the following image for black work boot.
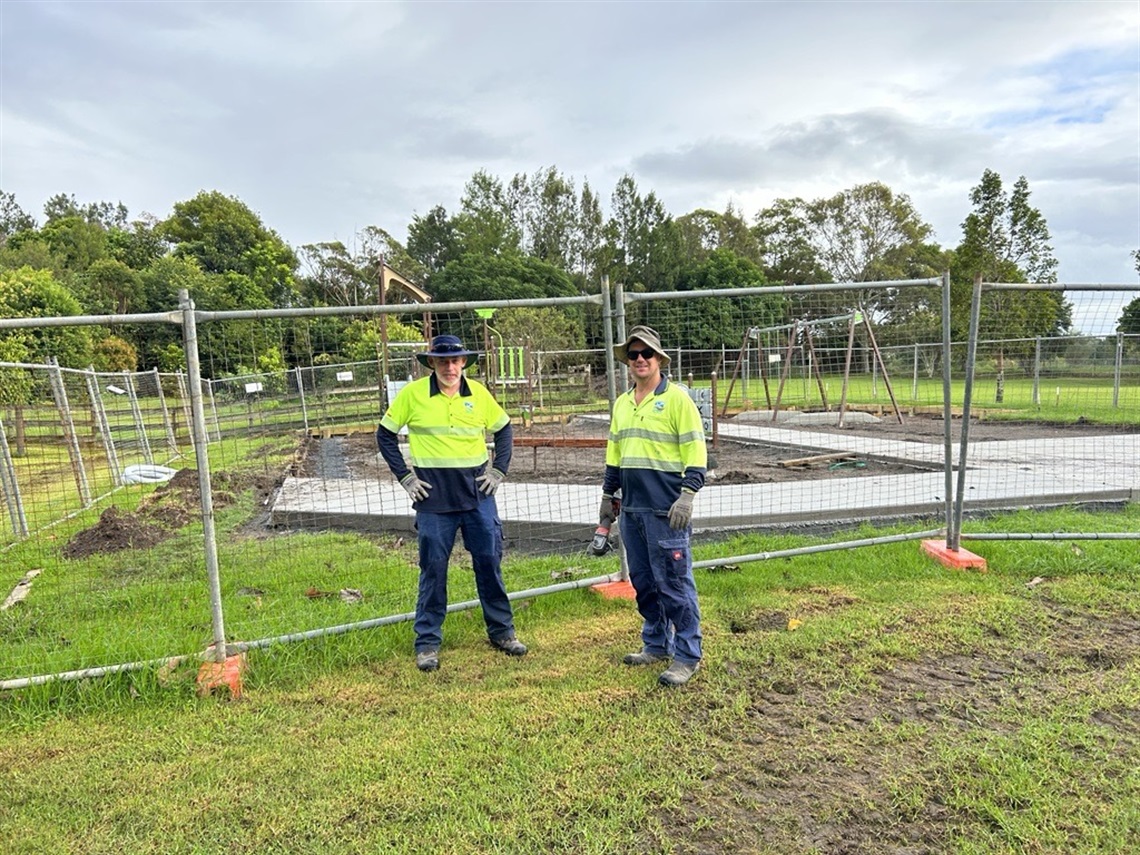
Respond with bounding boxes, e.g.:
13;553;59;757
623;648;671;666
490;635;528;656
658;660;699;686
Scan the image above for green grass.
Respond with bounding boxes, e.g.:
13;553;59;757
702;372;1140;424
1;501;1138;853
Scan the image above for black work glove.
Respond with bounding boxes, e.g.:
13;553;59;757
598;494;617;528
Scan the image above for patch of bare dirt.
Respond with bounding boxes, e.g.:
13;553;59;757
62;469;283;558
652;596;1140;854
61;506;171;558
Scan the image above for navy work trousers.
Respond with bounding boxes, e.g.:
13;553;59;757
621;509;703;665
413;496;514;652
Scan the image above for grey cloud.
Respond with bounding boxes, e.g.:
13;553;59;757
633;111;986;189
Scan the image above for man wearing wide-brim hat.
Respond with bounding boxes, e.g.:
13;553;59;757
377;334;527;672
600;325;707;686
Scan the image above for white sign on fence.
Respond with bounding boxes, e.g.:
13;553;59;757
336;371;354;382
244;382;263;394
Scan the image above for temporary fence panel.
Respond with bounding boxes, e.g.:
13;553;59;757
0;342;203;687
953;281;1140;548
2;278;1137;691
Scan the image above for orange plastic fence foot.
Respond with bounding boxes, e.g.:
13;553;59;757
591;580;638;600
196;652;247;699
922;539;988;572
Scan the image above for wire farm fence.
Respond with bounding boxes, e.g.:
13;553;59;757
0;279;1137;690
0;361;191;539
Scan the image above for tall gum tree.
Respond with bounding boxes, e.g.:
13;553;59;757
953;169;1067;402
755;183;940;368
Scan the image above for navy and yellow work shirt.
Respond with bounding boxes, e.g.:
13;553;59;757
377;373;512;514
602;376;707;513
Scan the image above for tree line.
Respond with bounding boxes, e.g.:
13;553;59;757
0;167;1137;382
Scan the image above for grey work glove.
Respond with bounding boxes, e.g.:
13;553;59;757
476;468;506;496
599;494;617;528
400;472;432;503
667;490;695;530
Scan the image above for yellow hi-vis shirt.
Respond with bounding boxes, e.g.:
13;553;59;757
605;377;707;513
379;374;512;513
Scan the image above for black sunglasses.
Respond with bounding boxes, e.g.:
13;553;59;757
627;348;657;361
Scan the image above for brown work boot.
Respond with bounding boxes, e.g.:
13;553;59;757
658;660;699;686
623;648;671;666
490;635;528;656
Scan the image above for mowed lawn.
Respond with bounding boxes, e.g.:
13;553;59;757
2;504;1138;854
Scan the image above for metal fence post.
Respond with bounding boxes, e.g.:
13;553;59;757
123;370;154;464
951;274;984;551
601;276;617;412
153;368;178;454
0;416;29;537
614;280;628;395
180;290;229;663
912;343;919;401
295;366;309;433
206;379;222;442
85;367;121;487
1114;332;1123;409
176;371;195;450
1032;337;1042;406
48;356;92;507
940;271;955;546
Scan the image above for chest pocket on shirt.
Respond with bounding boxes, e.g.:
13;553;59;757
638;399;671;426
451;401;484;429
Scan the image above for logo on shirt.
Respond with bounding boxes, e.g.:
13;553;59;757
464;401;474;413
654;401;665;412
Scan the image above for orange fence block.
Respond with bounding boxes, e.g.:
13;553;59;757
196;652;248;698
591;579;638;600
921;539;988;571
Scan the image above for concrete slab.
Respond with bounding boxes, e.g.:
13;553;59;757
733;410;882;426
271;427;1138;548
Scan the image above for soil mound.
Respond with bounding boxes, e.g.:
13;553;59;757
62;506;171;558
62;468;281;559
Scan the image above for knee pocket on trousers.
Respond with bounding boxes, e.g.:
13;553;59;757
657;538;690;578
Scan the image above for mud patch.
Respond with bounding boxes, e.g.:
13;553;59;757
62;469;282;559
653;601;1140;854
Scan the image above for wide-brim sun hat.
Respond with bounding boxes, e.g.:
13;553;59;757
613;325;671;366
416;334;481;368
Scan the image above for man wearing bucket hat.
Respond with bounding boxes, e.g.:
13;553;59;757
376;334;526;672
600;325;707;686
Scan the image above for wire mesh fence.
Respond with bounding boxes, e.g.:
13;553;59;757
954;282;1140;547
0;278;1137;689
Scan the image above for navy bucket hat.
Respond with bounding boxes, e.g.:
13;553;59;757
416;334;481;368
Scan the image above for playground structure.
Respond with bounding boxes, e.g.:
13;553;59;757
719;308;903;425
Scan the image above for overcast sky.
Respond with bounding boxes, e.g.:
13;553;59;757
2;0;1138;328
